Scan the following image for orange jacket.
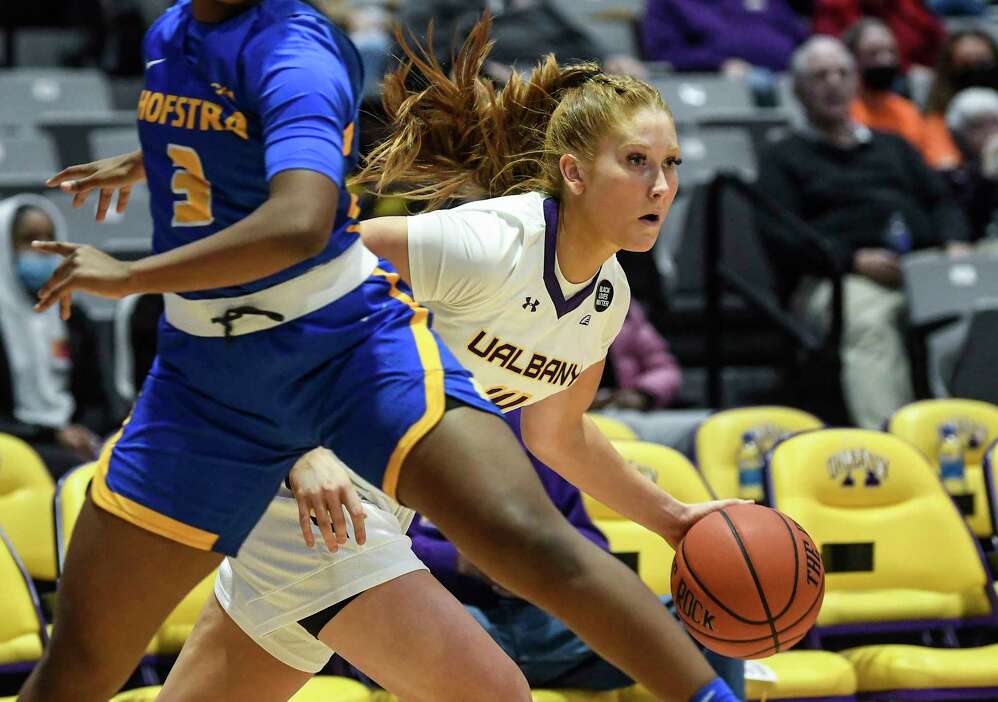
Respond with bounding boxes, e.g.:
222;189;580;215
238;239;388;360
851;93;960;169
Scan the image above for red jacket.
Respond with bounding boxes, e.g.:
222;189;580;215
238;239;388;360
812;0;945;69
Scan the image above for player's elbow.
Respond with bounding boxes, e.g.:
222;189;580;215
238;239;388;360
285;208;333;259
521;420;565;465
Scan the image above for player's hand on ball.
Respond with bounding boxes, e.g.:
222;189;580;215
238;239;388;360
47;149;146;222
664;498;753;549
288;447;367;551
31;242;135;320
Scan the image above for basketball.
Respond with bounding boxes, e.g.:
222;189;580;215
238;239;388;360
671;503;825;659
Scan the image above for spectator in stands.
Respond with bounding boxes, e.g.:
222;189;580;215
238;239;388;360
812;1;945;72
943;88;998;241
924;29;998;170
408;410;744;698
844;18;954;166
639;0;808;75
757;36;973;428
591;301;710;453
397;0;646;81
0;195;116;477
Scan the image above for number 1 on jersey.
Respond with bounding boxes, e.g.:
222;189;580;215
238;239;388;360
167;144;214;227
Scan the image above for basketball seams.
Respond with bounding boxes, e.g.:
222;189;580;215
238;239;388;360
766;510;801;620
684;578;823;656
718;510;781;652
679;539;773;626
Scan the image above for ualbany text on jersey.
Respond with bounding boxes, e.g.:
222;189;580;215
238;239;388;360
467;330;581;388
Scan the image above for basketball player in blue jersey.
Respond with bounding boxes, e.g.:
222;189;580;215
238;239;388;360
33;12;745;702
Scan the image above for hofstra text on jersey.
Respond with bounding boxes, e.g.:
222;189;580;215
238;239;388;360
137;89;248;140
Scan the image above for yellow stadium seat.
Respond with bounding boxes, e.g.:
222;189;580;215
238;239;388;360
289;675;371;701
769;429;998;699
55;462;216;659
583;441;714;596
887;399;998;539
769;429;993;627
0;527;46;672
586;414;638;441
54;462;96;575
0;485;56;581
0;433;56;581
693;407;823;501
842;644;998;696
111;686;162;701
0;433;52;494
743;652;857;701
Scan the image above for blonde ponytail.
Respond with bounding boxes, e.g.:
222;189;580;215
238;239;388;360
354;15;669;210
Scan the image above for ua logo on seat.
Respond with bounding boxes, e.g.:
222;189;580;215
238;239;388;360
522;297;540;312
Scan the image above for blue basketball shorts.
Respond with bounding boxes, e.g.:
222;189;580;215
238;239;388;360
91;259;498;556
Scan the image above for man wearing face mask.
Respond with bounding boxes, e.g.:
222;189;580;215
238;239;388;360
0;195;117;478
844;18;953;168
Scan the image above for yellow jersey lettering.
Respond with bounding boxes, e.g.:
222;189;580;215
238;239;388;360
158;94;178;125
145;92;165;123
184;98;202;130
137;90;151;120
347;192;361;220
170;97;188;128
223;111;248;140
342;121;354;156
200;101;223;132
167;144;214;227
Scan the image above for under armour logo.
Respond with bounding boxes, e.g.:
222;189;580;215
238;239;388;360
522;297;540;312
579;314;591;326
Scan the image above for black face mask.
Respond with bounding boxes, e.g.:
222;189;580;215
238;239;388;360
861;64;899;92
951;63;998;91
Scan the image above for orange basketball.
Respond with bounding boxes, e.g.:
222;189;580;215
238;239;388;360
670;503;825;659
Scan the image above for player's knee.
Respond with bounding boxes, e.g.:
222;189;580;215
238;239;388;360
44;612;126;691
514;519;590;587
30;641;122;701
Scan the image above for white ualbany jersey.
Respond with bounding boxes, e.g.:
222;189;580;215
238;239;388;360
214;192;631;673
408;191;630;412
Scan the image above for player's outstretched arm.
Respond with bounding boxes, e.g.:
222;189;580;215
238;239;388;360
47;149;146;222
33;169;338;315
520;361;748;548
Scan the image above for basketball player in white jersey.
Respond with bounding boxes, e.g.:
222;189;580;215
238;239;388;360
68;18;746;702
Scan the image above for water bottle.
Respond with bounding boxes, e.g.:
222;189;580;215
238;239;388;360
938;423;968;494
884;212;912;254
736;431;765;502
